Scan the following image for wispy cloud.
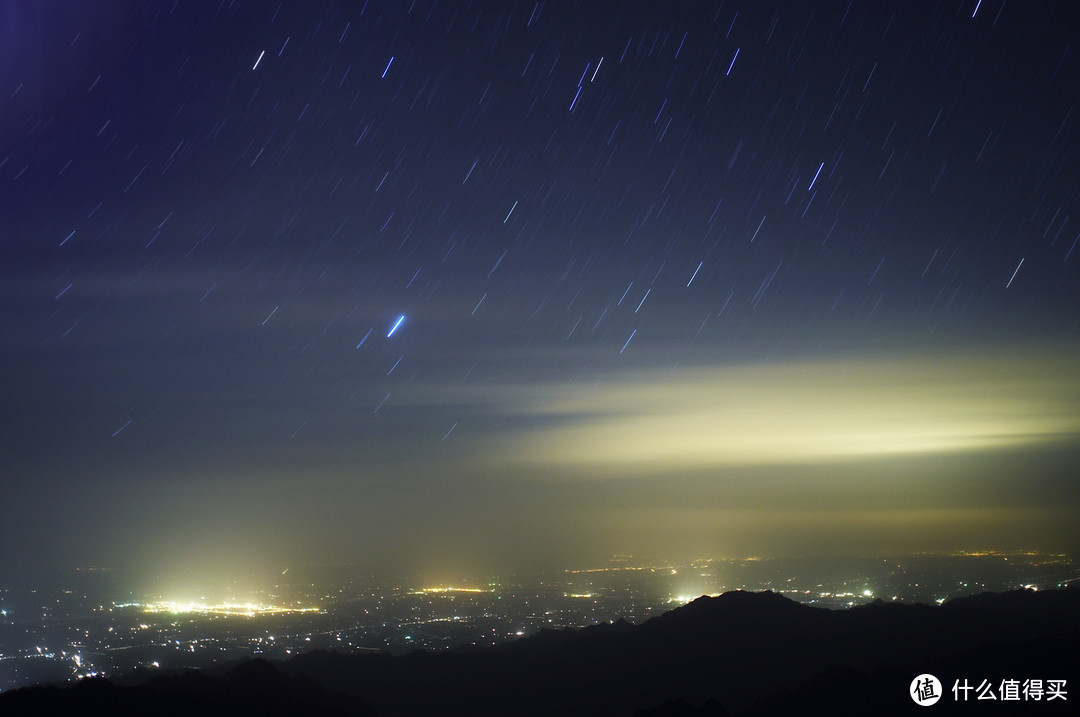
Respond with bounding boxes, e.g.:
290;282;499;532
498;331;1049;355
464;346;1080;474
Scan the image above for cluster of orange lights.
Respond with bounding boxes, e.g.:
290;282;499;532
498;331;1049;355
131;601;320;616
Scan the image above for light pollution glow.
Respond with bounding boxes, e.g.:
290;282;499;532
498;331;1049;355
59;343;1080;589
128;601;320;617
477;347;1080;474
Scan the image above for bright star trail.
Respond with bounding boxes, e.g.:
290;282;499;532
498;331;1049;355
387;315;405;338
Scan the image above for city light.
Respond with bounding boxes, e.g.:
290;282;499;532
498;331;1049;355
3;552;1075;695
131;601;320;617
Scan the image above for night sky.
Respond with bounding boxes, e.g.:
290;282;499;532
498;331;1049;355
3;1;1079;591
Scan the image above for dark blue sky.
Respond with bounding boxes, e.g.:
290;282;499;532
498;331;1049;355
2;1;1078;588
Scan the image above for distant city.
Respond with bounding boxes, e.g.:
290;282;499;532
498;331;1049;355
1;551;1075;692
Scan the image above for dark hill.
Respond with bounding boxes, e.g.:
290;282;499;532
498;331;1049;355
0;657;374;717
2;587;1076;716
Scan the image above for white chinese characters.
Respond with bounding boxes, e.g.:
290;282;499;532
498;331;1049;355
952;678;1067;702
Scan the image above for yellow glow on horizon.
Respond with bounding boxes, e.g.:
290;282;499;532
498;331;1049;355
488;348;1080;473
413;586;492;594
133;600;320;616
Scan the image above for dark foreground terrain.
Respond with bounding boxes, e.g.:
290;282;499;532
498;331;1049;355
3;587;1076;715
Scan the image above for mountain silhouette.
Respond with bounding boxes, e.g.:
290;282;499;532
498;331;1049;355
0;658;374;717
2;587;1076;715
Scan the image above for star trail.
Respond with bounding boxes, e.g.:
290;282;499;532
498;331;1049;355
1;0;1078;585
